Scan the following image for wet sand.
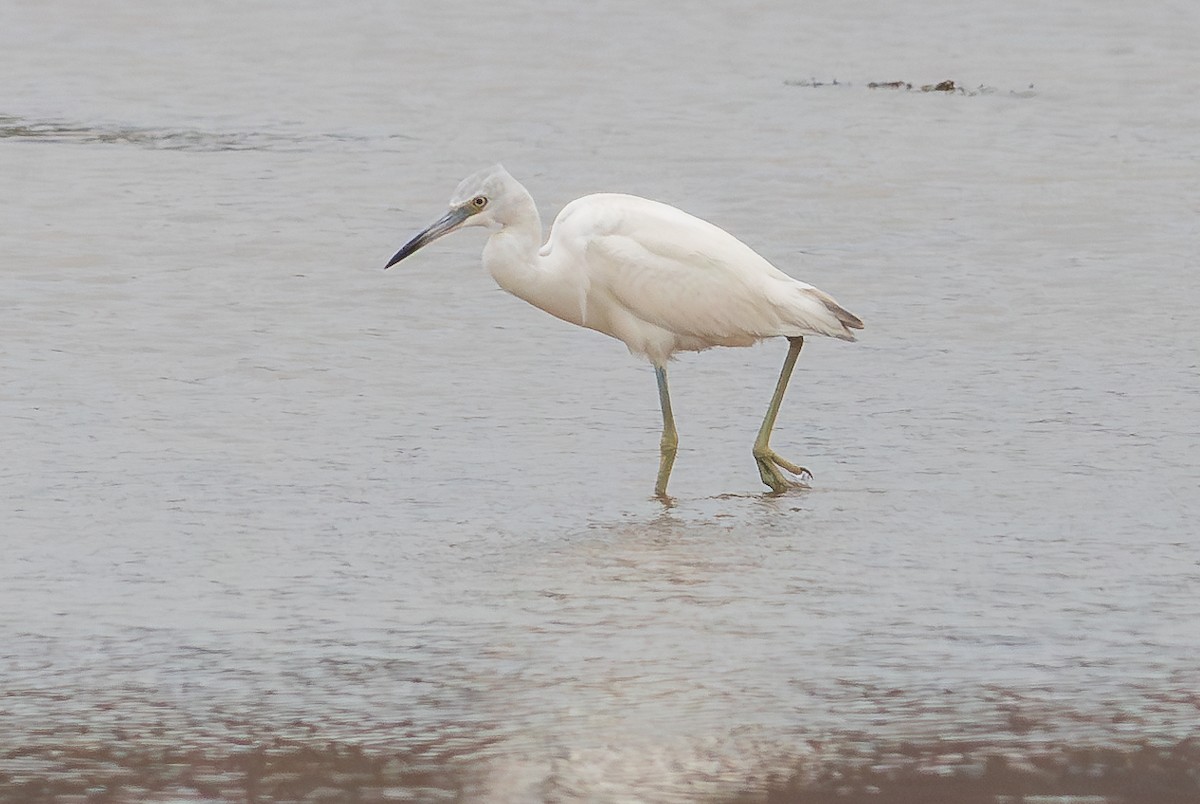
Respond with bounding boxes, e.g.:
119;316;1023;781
5;736;1199;802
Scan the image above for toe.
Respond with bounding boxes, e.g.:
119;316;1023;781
768;451;812;481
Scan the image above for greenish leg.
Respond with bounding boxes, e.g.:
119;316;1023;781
654;365;678;498
753;336;813;493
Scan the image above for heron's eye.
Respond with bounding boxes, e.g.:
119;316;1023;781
472;196;488;209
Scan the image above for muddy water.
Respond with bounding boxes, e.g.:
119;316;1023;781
2;0;1198;801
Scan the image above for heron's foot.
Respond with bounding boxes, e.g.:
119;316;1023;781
753;448;812;494
654;439;678;499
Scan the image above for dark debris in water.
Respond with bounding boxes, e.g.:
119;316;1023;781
783;78;1038;97
0;113;409;152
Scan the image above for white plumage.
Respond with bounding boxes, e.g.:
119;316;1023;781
545;192;860;365
385;165;862;497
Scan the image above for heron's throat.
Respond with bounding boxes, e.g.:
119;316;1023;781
481;203;544;299
482;226;543;296
482;218;585;327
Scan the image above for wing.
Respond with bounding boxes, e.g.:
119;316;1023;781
549;194;860;343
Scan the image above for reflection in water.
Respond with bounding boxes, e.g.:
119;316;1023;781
6;506;1197;800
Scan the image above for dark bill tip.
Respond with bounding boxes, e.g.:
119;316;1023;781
384;206;471;270
384;237;427;269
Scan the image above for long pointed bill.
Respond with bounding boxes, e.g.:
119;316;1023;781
384;205;471;269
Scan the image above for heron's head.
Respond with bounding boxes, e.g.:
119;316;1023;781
384;165;518;269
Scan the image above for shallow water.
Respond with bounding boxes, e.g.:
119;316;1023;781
2;1;1199;801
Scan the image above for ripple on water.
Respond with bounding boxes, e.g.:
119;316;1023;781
0;114;411;153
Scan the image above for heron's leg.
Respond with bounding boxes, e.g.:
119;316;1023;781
654;365;678;498
753;336;813;493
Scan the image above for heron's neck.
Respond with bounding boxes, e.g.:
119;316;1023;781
481;200;546;301
483;213;584;326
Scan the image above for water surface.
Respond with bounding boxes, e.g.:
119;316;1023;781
2;1;1198;801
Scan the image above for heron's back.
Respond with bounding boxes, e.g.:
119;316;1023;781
541;193;862;362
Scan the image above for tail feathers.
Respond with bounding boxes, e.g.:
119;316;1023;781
804;288;865;341
827;299;865;333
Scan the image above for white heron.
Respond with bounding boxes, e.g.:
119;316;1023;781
385;165;863;497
